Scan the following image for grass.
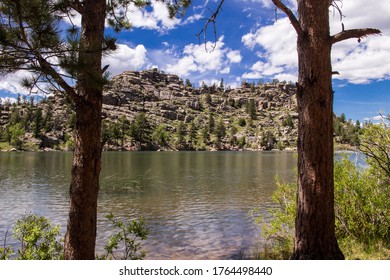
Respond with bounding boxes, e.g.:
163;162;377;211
251;240;390;260
339;240;390;260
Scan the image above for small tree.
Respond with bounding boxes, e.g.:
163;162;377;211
185;78;192;88
8;123;25;149
246;99;257;120
152;124;169;147
215;118;226;143
33;107;44;138
208;112;215;133
188;121;198;147
359;116;390;183
174;121;186;148
130;113;151;145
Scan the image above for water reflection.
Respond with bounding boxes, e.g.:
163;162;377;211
0;151;296;259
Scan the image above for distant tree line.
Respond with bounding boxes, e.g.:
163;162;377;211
0;95;365;152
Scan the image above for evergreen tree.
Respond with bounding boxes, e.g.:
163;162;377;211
340;113;346;123
283;113;294;128
185;79;192;88
44;102;54;132
188;121;198;147
204;93;212;105
33;107;44;138
208;113;215;133
229;125;238;146
130;113;151;144
215;119;226;142
118;116;130;148
152;124;169;147
0;0;191;259
246;99;257;120
219;78;224;89
270;0;379;259
175;121;186;148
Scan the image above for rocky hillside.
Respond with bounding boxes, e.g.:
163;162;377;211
0;69;299;151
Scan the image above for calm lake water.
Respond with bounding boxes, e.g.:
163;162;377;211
0;151;297;259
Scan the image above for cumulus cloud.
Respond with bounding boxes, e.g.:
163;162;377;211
330;0;390;84
241;1;390;84
115;1;181;32
103;44;148;76
165;36;242;77
0;71;32;95
242;17;297;81
63;1;181;32
0;43;147;95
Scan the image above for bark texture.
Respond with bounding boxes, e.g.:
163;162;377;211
292;0;344;259
271;0;379;260
64;0;106;260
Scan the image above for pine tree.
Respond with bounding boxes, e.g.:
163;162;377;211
0;0;191;259
270;0;380;259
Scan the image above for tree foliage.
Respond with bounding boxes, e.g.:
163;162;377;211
359;116;390;183
3;214;64;260
255;154;390;259
98;213;148;260
0;0;191;259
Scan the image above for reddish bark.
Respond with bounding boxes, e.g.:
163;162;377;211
64;0;106;260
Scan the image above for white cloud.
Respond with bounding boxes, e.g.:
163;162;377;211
240;0;273;8
165;36;242;77
0;97;17;104
125;1;185;32
227;50;242;63
63;1;182;32
242;17;297;81
182;13;203;25
329;0;390;84
166;56;198;77
0;71;31;95
240;0;296;10
241;1;390;84
103;44;147;76
0;43;147;96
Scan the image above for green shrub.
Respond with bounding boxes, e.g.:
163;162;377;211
1;213;148;260
334;157;390;245
251;177;295;259
255;155;390;259
8;214;64;260
98;213;149;260
237;118;246;127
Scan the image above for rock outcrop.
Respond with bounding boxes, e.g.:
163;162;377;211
0;69;299;151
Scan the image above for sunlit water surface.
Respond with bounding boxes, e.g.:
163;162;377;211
0;151;299;259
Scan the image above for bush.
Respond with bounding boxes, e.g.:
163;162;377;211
0;214;64;260
255;155;390;259
334;157;390;245
237;118;246;127
251;178;295;259
98;213;149;260
1;213;148;260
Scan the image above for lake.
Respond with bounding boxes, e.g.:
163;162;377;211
0;151;297;259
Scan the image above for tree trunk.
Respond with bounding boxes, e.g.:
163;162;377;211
291;0;344;259
64;0;106;260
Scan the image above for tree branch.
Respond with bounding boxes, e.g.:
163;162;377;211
196;0;225;52
271;0;303;37
331;28;381;45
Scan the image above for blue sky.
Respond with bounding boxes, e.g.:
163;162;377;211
1;0;389;122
